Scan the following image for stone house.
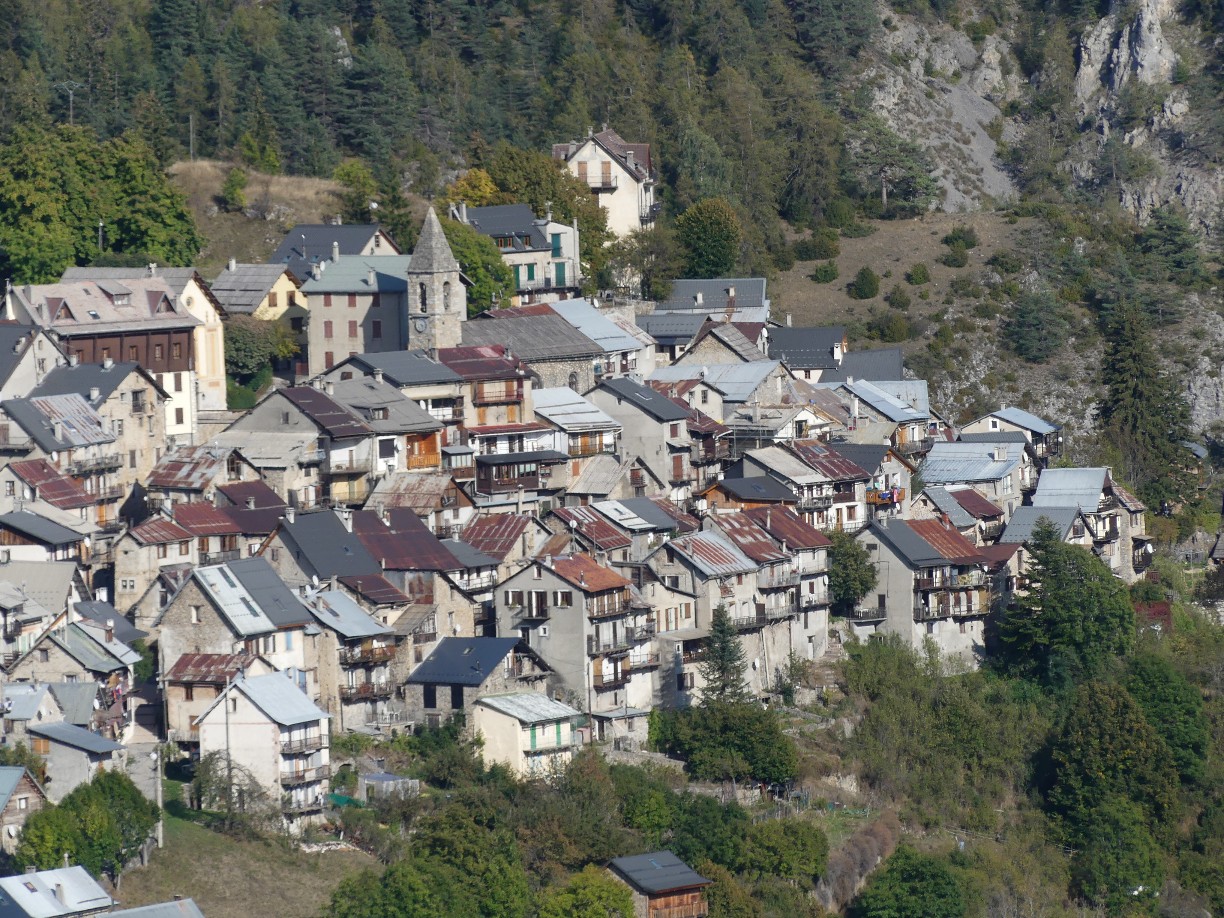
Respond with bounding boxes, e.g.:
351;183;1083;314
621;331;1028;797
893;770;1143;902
1030;467;1148;581
471;692;582;778
460;512;552;584
0;323;63;402
163;651;274;747
768;325;848;381
552;127;658;236
209;262;306;374
449;203;583;303
403;636;551;729
195;672;331;829
550;298;657;380
910;486;1005;546
113;516;198;614
27;721;125;803
0;765;47;853
145;445;260;512
462;306;602;392
327;375;444;475
962;406;1063;468
743;506;832;660
921;440;1031;522
588;377;694;502
0;683;66;747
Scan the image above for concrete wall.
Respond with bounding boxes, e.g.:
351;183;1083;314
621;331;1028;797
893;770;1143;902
40;745;122;804
0;772;45;853
471;704;575;778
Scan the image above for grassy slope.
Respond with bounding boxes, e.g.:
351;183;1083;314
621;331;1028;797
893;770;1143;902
110;784;375;918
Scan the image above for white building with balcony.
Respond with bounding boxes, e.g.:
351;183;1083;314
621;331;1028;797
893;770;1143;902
552;128;659;237
449;203;582;304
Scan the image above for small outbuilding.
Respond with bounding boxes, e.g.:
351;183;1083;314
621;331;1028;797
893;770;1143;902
608;850;712;918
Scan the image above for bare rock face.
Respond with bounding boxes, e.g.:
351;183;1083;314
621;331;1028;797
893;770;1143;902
866;14;1022;211
1075;0;1178;115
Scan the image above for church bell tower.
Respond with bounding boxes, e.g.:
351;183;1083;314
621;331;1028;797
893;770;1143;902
406;207;466;353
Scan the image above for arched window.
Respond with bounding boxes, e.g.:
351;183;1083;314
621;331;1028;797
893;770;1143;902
567;372;579;391
419;282;427;313
443;281;451;311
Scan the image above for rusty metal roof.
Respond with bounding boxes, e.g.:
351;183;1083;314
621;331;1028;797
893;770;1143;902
280;387;372;440
8;459;93;509
948;487;1003;520
711;512;790;564
547;553;632;593
644;497;700;532
743;506;831;550
216;480;286;510
338;573;411;605
552;506;632;552
173;503;242;536
165;652;254;684
907;519;987;565
466;421;551;436
436;345;525;381
788;440;871;482
369;471;468;516
352;510;461;572
147;446;235;491
129;516;193;545
666;531;758;576
462;513;536;560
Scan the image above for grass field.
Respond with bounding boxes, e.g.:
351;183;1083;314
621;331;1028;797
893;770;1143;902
109;783;375;918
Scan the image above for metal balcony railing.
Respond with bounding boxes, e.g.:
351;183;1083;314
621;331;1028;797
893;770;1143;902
592;667;630;689
798;494;833;511
67;454;123;475
339;644;396;665
587;634;631;655
340;682;393;702
832;491;857;504
510;604;550;623
279;764;330;786
200;549;242;565
281;735;326;754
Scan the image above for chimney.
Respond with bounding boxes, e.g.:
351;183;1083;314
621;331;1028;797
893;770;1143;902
332;241;340;262
993;446;1007;462
324;380;335;397
372;367;384;384
367;267;376;286
246;496;256;510
54;883;65;905
312;377;324;391
338;508;353;532
625;150;634;169
228;257;237;272
88;386;100;402
311;264;322;281
102;356;114;370
284;507;295;524
147;263;158;277
52;421;64;443
694;292;703;307
68;353;79;368
786;313;793;327
105;619;114;643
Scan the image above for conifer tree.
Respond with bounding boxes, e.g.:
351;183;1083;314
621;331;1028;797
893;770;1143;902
699;605;750;704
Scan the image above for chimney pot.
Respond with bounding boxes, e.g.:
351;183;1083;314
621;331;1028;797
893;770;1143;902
284;507;296;524
228;257;237;272
68;353;79;368
372;367;384;384
332;241;340;262
102;356;114;371
367;267;376;286
246;497;256;510
88;387;100;402
324;380;335;397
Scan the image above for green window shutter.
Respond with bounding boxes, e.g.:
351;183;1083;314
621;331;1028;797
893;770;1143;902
513;265;521;288
555;722;562;746
527;264;536;281
551;233;561;257
530;724;537;749
555;262;566;287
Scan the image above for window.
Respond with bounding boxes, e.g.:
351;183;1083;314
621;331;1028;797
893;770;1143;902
184;685;195;701
190;606;201;624
532;566;542;580
174;372;183;392
128;346;138;361
700;389;708;404
17;797;27;810
175;408;184;425
551;233;562;258
443;281;451;310
268;292;278;310
129;450;137;469
450;685;463;709
31;738;49;756
324;294;333;308
285;631;293;650
348;320;358;338
347;294;357;308
179;540;189;556
101;347;111;361
3;482;11;497
526;264;536;281
157;544;168;559
419;283;427;313
677;672;695;690
324;352;335;369
372;320;382;339
323;320;334;339
154;344;164;361
38;649;49;663
172;342;182;360
423;684;437;708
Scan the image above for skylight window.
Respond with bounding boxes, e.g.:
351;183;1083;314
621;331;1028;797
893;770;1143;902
87;310;100;320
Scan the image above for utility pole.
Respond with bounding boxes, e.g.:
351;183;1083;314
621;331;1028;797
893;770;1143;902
53;81;84;126
97;221;105;255
189;114;195;162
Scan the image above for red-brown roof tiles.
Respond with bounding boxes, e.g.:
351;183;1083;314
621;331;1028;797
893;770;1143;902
948;488;1003;520
548;553;631;593
743;506;832;550
908;519;986;565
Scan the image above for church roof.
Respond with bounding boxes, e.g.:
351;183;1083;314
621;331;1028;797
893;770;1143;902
411;208;460;274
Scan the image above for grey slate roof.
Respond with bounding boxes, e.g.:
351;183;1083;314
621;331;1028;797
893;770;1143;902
305;590;391;640
598;377;690;422
50;623;133;674
714;476;797;502
439;539;500;570
1031;468;1109;510
867;519;946;567
227;557;313;628
407;637;520;686
0;767;36;811
0;323;39;387
27;722;123;754
47;682;100;727
276;511;381;579
226;672;329;727
610;851;711;894
461;204;550;249
336;350;462;387
411;208;461;274
210;262;297;314
328;377;442;434
649;361;781;403
271;224;397;277
0;511;83;546
69;600;146;643
921;487;978;528
635;312;707;344
661;278;768;311
463;311;602;361
768;326;845;369
109;900;207;918
476;692;580;724
820;347;904;383
299;256;411;293
1000;506;1082;543
829;443;891;475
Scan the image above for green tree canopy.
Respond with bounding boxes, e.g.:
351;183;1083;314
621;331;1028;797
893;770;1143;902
439;218;514;316
1004;288;1068;363
537;865;635;918
223;316;299;382
1069;798;1165;914
676;198;742;278
1124;653;1209;785
989;519;1134;684
828;531;878;615
744;819;829;884
849;847;966;918
846;116;938;217
650;703;798;785
699;605;751;704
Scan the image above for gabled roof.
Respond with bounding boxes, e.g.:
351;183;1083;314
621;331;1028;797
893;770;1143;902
744;445;824;486
0;684;56;722
1;393;113;452
204;672;328;727
165;652;254;685
270;223;400;276
0;766;42;812
463;310;602;360
278;387;372;439
305;590;392;640
352;509;462;572
609;851;711;895
709;476;796;503
27;721;123;754
1000;506;1083;544
129;516;193;545
661;278;768;311
274;511;381;579
49;622;137;673
767;326;845;369
368;471;466;517
742;506;831;550
664;531;757;576
191;566;277;637
227;557;313;628
461;514;540;561
7;460;93;510
109;899;207;918
328;377;442;434
545;554;631;592
47;681;102;727
947;487;1003;520
710;513;790;564
533;387;620;432
406;637;522;686
836;379;928;423
338;573;411;605
598;377;690;422
477;692;580;724
595;497;699;533
436;345;525;381
72;600;146;643
0;510;83;546
411;208;460;274
29;360;157;406
550;298;651;354
148;445;241;491
921;441;1021;485
827;443;891;476
60;266;217;310
649;361;782;404
216;480;286;510
299;255;412;293
439;539;500;570
13;277;200;336
551;506;633;552
173;503;242;537
0;322;41;389
686;318;763;362
0;561;76;618
867;519;984;567
0;865;113;916
336;350;462;387
819;346;904;383
1031;468;1111;510
636;311;707;345
983;406;1060;435
920;487;977;528
209;263;298;314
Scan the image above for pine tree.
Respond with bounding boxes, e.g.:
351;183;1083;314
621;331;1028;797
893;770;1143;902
698;605;750;704
1096;303;1194;505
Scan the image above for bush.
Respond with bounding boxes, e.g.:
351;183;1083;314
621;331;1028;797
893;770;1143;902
649;703;798;784
220;167;247;213
885;285;911;310
810;261;839;283
940;243;969;267
987;250;1023;274
868;311;912;342
906;262;931;284
848;266;880;299
824;198;857;228
794;228;841;260
841;221;876;238
942;224;978;249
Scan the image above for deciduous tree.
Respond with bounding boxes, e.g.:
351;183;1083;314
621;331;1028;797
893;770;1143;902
828;531;877;615
849;847;965;918
537;865;635;918
676;198;742;278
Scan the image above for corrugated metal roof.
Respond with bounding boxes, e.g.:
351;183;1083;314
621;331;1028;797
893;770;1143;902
990;406;1059;435
666;531;757;576
533;387;620;431
109;899;207;918
921;487;978;528
148;445;236;491
742;506;831;550
568;454;629;496
74;600;146;643
280;387;372;439
745;445;824;485
173;503;242;536
436;344;524;380
8;460;93;510
48;681;102;727
711;513;790;563
368;471;466;516
552;506;633;551
194;564;279;637
908;519;987;564
477;692;580;724
129;516;193;545
840;379;928;423
872;379;931;416
949;487;1003;519
0;866;112;916
228;557;312;627
3;393;113;452
610;851;711;894
217;480;287;511
551;298;651;354
1032;468;1109;510
1;684;51;721
278;511;381;578
1000;506;1082;543
299;255;412;293
306;590;392;639
407;637;520;686
231;672;329;727
328;377;442;434
439;539;500;570
1113;482;1145;512
351;509;461;572
547;553;631;592
462;514;536;560
649;361;781;404
922;441;1021;484
165;652;254;684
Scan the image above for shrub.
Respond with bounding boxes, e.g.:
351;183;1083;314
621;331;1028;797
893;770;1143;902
824;198;857;228
885;285;911;310
942;224;978;249
940;243;969;267
810;261;839;284
794;228;841;260
848;266;880;300
906;262;931;284
868;311;912;342
841;221;876;238
220;167;247;213
987;250;1023;274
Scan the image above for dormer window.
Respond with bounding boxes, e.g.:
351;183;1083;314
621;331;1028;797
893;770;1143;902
114;294;130;306
370;407;389;421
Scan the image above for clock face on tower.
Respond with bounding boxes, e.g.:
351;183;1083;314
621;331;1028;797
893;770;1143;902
414;318;428;332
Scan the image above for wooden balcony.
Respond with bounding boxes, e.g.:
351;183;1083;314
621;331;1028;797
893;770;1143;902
340;682;394;702
866;487;905;506
339;644;396;665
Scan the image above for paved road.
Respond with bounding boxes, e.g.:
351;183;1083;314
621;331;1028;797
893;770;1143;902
126;684;163;803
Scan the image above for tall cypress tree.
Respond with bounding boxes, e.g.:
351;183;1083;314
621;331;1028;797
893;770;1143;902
1096;302;1193;506
698;605;751;704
